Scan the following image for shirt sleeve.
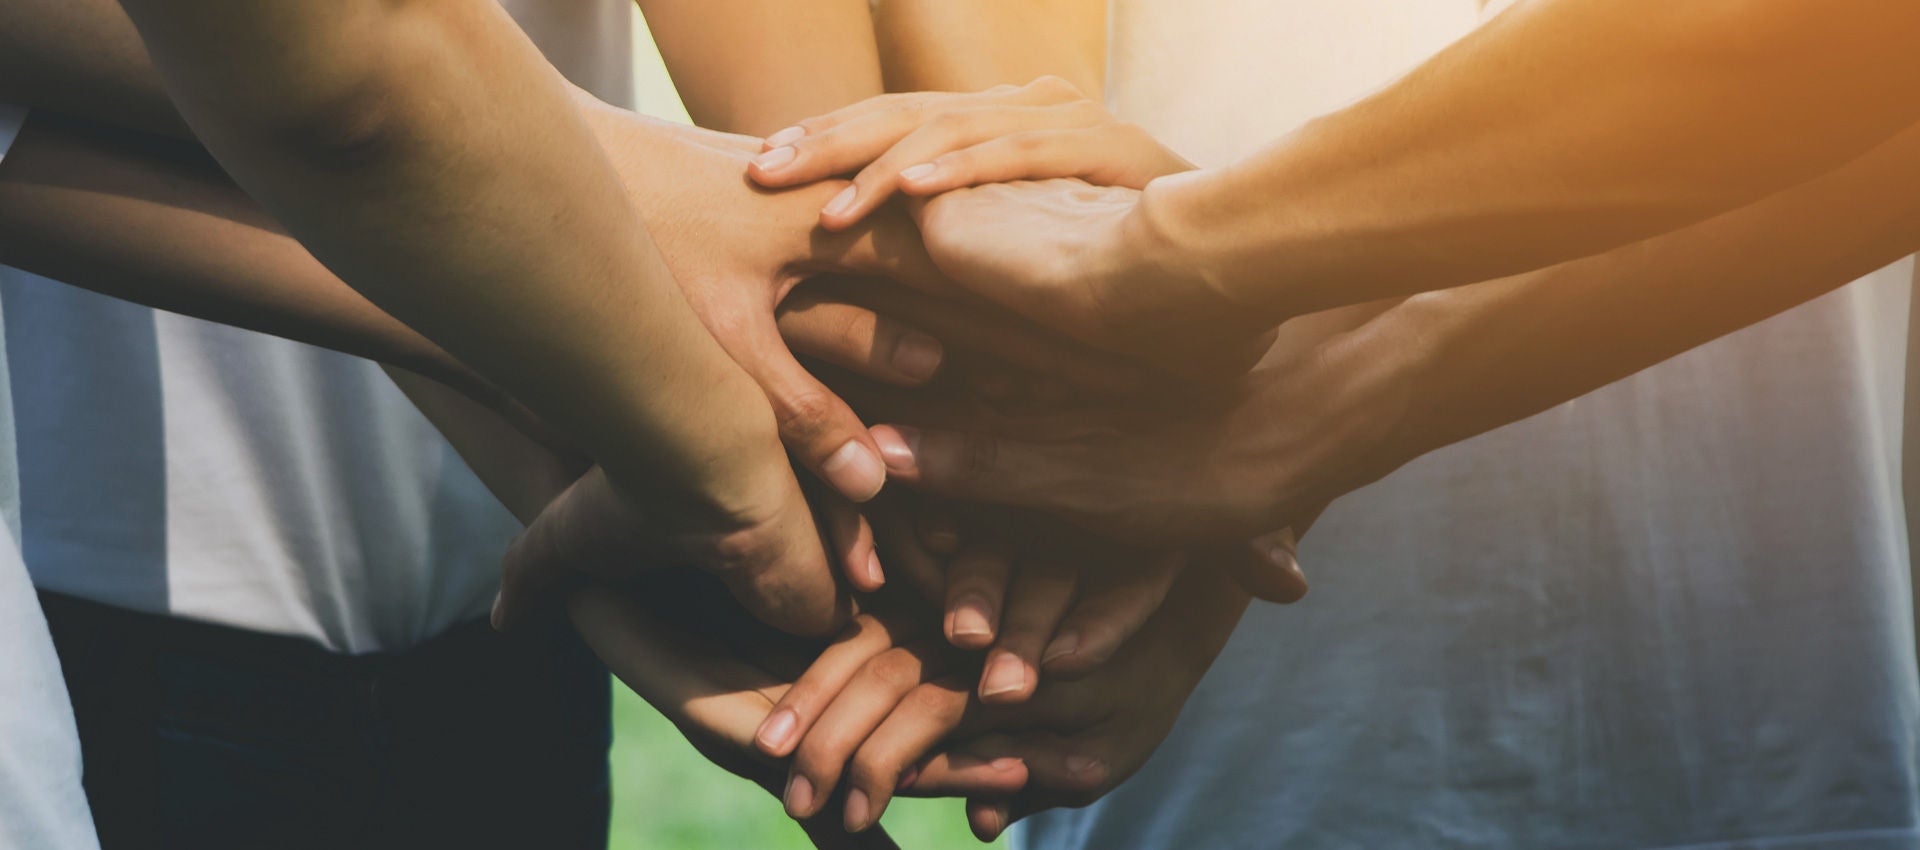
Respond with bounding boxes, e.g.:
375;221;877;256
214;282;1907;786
0;105;30;164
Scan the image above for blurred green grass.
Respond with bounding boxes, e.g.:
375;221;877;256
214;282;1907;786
611;17;1001;850
607;683;1004;850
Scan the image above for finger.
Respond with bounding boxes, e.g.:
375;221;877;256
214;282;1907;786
841;675;994;831
801;277;1166;400
898;122;1169;197
980;561;1076;703
866;498;947;606
787;642;953;819
916;504;963;556
748;81;1074;188
496;466;661;632
702;473;855;638
967;799;1015;843
734;315;890;503
776;289;946;387
1041;555;1182;680
870;425;1090;519
1218;528;1309;604
944;545;1012;650
816;102;1110;230
755;614;917;758
821;497;884;593
960;732;1112;801
896;751;1029;799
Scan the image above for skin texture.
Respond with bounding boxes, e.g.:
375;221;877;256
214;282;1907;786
860;120;1920;563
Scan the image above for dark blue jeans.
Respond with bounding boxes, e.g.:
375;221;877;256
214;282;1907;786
39;592;611;850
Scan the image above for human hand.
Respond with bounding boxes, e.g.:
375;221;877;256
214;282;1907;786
908;177;1276;379
565;572;1028;849
940;565;1253;840
746;76;1193;230
863;309;1403;547
579;95;947;505
764;562;1255;838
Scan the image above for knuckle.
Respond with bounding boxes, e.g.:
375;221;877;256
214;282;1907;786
902;681;960;716
865;649;923;691
955;434;1001;480
695;521;784;577
771;389;841;446
847;752;898;791
1029;75;1080;99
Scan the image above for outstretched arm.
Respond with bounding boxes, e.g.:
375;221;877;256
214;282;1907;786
879;120;1920;544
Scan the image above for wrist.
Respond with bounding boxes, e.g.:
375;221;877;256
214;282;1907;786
1102;177;1278;373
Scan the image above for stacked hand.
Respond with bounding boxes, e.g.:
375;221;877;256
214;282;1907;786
492;81;1368;845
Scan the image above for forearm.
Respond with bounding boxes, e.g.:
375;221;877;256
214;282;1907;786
116;0;773;502
0;111;501;408
638;0;882;135
1149;0;1920;320
1367;122;1920;469
0;0;187;138
872;0;1105;95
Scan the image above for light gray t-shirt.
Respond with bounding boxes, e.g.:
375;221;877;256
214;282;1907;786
1019;3;1920;848
0;0;634;654
0;104;99;850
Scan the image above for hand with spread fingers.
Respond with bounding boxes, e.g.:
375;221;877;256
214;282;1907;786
746;76;1193;231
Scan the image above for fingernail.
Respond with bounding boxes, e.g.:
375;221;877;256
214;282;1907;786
784;774;815;818
1042;631;1080;665
898;162;939;184
991;757;1023;772
844;788;872;832
979;652;1027;698
950;593;994;640
897;763;922;789
872;426;920;475
865;551;885;587
890;332;944;381
821;439;886;502
753;145;797;172
756;708;797;754
823;185;858;218
1065;754;1105;776
765;125;805;148
488;592;506;632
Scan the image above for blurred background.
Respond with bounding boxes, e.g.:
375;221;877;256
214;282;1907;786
604;16;1000;850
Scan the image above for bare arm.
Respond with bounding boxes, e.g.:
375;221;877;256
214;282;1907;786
1143;0;1920;319
872;0;1104;96
636;0;884;135
0;0;186;138
877;119;1920;544
113;0;844;635
0;112;490;404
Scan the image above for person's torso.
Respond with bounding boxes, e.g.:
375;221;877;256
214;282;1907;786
0;0;634;654
1020;3;1920;848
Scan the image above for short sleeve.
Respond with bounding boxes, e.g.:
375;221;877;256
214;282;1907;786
0;105;29;164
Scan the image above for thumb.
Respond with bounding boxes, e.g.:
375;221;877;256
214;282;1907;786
750;319;892;504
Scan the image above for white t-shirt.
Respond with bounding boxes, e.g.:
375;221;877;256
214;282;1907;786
0;104;99;850
0;0;635;654
1019;3;1920;849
